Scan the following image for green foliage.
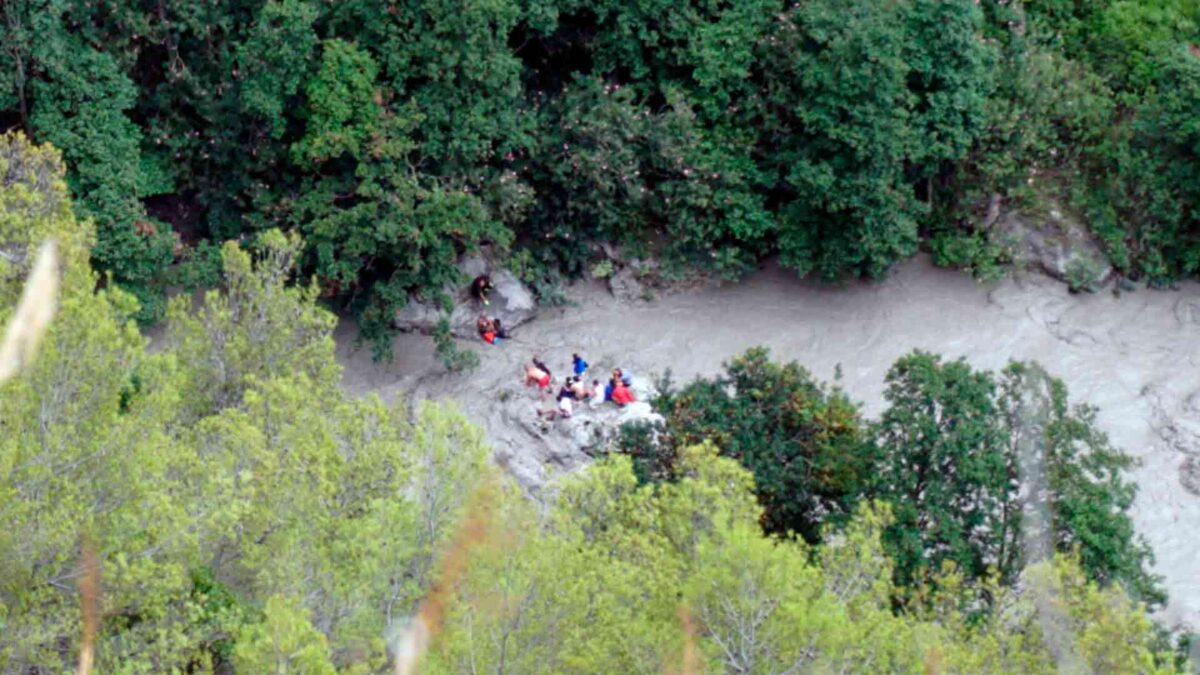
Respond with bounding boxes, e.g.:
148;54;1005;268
0;146;494;668
999;361;1162;605
0;135;1185;672
0;132;94;309
239;0;320;141
589;258;614;279
928;226;1014;281
289;39;513;357
166;229;338;418
876;352;1161;604
233;596;336;674
634;346;1161;615
1115;46;1200;282
758;0;919;278
0;0;1197;344
619;348;878;542
875;351;1018;591
428;447;1183;674
17;3;175;320
433;318;479;372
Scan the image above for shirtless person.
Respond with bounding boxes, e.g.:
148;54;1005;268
525;357;551;389
570;377;592;400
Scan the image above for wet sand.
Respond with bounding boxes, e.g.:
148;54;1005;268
337;255;1200;630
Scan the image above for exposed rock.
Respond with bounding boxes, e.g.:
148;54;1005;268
559;380;663;452
608;266;645;303
994;202;1113;290
487;375;663;489
1181;456;1200;497
982;192;1003;229
394;255;536;336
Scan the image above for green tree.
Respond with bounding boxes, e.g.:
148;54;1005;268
758;0;921;279
619;348;877;543
0;140;496;668
998;361;1162;605
232;596;336;674
19;2;175;319
239;0;320;141
874;351;1013;591
432;446;1184;673
875;351;1160;604
290;39;511;357
1118;45;1200;281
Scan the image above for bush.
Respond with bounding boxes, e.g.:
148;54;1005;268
617;348;877;542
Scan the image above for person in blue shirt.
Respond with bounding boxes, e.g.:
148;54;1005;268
572;353;588;377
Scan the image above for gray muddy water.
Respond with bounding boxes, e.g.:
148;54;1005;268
337;255;1200;630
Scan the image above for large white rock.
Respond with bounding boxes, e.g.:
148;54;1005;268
394;256;536;336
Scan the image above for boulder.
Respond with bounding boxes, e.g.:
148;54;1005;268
394;256;536;336
489;374;663;490
608;266;645;303
994;203;1113;291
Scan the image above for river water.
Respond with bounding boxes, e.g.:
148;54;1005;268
337;255;1200;630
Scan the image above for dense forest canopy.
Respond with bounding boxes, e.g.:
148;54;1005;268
1;0;1198;351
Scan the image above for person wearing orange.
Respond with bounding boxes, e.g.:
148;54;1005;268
611;381;635;407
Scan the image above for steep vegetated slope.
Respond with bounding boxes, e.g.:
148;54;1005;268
1;0;1198;352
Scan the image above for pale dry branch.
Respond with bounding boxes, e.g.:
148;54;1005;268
0;240;59;383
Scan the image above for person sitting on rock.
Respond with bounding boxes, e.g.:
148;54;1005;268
589;379;605;407
572;353;588;377
477;313;509;344
611;381;635;407
571;377;592;400
605;368;623;402
525;360;550;389
471;274;494;306
538;395;573;421
477;313;497;344
556;378;576;402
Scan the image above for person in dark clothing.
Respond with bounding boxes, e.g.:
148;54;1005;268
532;356;551;381
470;274;494;306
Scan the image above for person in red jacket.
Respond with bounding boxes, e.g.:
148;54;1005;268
611;381;635;407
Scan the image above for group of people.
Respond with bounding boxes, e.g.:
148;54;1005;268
467;272;636;424
472;274;510;344
528;353;636;421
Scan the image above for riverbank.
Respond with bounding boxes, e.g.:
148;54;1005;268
336;254;1200;631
